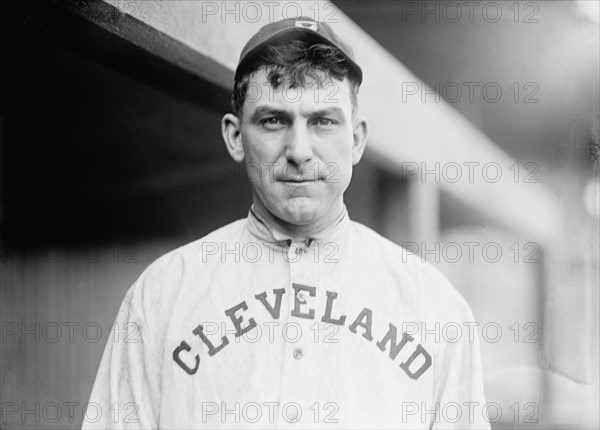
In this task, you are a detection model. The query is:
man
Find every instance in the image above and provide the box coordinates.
[85,17,489,429]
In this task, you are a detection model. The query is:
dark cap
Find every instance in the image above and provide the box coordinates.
[235,17,363,84]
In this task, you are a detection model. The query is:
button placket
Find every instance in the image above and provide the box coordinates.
[277,241,319,428]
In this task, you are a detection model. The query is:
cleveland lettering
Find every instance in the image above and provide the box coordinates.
[173,284,432,380]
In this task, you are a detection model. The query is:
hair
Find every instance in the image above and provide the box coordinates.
[232,39,361,118]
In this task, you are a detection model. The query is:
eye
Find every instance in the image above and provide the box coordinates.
[314,118,337,128]
[260,117,286,130]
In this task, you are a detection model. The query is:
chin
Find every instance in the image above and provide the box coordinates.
[277,198,322,225]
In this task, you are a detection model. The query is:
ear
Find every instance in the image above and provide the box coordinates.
[221,113,245,163]
[351,115,368,165]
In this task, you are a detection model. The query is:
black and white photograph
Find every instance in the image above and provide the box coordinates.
[1,0,599,428]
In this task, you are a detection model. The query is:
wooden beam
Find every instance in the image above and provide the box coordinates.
[47,0,232,112]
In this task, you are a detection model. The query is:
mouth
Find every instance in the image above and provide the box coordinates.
[280,178,322,183]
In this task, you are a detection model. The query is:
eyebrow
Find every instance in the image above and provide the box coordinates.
[307,107,344,119]
[249,106,345,123]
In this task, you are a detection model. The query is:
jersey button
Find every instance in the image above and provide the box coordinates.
[296,290,307,303]
[293,348,303,360]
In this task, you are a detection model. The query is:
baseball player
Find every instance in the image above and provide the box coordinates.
[84,17,489,429]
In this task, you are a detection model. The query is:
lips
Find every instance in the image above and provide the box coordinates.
[279,166,323,182]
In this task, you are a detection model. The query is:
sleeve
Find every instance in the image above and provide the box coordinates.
[82,279,162,429]
[431,300,490,430]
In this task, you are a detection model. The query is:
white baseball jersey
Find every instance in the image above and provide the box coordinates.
[84,206,489,429]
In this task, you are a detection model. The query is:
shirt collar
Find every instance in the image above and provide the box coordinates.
[246,204,350,246]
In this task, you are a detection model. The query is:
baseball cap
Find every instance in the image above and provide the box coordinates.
[235,17,363,85]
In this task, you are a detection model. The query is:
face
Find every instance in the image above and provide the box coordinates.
[223,68,367,230]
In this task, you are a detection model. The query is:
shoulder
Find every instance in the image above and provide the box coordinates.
[347,221,474,321]
[117,218,248,352]
[126,218,248,314]
[418,256,475,323]
[348,221,412,255]
[346,221,422,275]
[140,218,246,277]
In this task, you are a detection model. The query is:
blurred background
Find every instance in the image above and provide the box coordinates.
[1,1,598,428]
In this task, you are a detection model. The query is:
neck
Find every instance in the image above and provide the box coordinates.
[252,197,345,242]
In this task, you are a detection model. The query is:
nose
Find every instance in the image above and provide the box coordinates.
[285,124,314,166]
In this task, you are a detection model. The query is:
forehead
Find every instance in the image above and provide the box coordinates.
[242,68,354,117]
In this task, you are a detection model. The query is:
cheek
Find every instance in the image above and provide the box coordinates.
[320,152,354,189]
[243,125,286,151]
[241,135,282,190]
[242,132,278,165]
[321,132,354,165]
